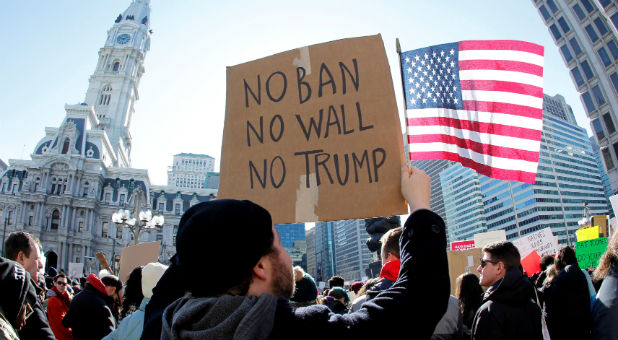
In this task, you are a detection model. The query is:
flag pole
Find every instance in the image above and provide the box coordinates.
[396,38,411,167]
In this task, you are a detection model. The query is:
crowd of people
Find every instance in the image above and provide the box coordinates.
[0,164,617,340]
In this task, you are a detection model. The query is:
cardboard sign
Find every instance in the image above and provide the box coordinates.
[576,237,607,269]
[118,241,160,282]
[513,227,558,258]
[95,252,112,274]
[521,250,541,276]
[451,240,475,251]
[473,230,507,249]
[68,262,83,279]
[447,247,482,295]
[576,226,599,242]
[219,35,406,224]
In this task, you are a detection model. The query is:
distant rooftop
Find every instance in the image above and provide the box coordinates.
[174,153,214,159]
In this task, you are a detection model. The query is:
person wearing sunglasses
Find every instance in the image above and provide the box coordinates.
[470,241,543,340]
[47,273,73,340]
[0,257,38,340]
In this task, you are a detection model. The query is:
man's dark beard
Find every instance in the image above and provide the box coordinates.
[270,252,295,299]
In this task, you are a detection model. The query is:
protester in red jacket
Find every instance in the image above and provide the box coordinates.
[47,273,73,340]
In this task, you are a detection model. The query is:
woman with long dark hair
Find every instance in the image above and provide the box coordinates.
[121,266,143,319]
[456,273,483,337]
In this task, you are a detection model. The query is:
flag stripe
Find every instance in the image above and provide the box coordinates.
[460,80,543,98]
[459,60,543,77]
[405,107,543,129]
[408,117,542,140]
[410,151,538,183]
[462,90,543,109]
[408,134,541,162]
[406,124,542,151]
[407,125,541,151]
[461,101,543,119]
[408,142,539,172]
[459,69,544,88]
[459,50,544,66]
[459,40,545,56]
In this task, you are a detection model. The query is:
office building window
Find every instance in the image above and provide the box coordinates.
[594,17,609,36]
[561,45,573,62]
[608,40,618,60]
[585,24,599,43]
[557,17,570,34]
[572,4,586,21]
[547,0,558,14]
[602,148,614,170]
[598,47,612,66]
[570,37,582,56]
[571,67,585,86]
[550,24,562,40]
[580,0,594,13]
[539,5,551,20]
[612,13,618,31]
[592,85,606,106]
[610,72,618,94]
[593,119,606,140]
[604,113,616,135]
[581,60,594,80]
[582,92,595,112]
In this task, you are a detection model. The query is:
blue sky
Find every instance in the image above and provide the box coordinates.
[0,1,586,185]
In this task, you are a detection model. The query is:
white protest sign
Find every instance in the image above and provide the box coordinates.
[68,262,84,278]
[473,230,507,249]
[513,227,558,258]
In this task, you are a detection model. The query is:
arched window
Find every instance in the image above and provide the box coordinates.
[51,209,60,230]
[83,181,89,197]
[62,138,70,154]
[112,61,120,72]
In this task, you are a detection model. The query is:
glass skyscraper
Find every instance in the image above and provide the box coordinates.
[533,0,618,190]
[306,221,336,282]
[332,219,373,282]
[442,94,610,245]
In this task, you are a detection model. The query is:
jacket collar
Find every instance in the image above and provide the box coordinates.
[380,259,401,281]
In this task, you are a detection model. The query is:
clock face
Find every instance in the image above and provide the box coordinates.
[116,34,131,45]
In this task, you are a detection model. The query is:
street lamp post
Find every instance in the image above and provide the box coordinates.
[111,186,164,245]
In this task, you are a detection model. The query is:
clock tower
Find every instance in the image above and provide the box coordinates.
[83,0,151,167]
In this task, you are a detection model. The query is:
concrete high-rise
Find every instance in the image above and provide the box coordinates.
[442,93,610,245]
[332,219,373,282]
[533,0,618,190]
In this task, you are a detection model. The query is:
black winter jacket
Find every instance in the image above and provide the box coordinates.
[63,283,116,340]
[161,209,450,340]
[18,279,55,340]
[543,264,591,340]
[471,267,543,340]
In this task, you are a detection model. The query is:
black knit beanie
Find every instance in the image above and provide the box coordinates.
[0,257,36,325]
[175,199,274,297]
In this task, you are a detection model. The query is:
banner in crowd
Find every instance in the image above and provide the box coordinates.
[521,250,541,276]
[447,247,482,295]
[576,237,607,269]
[68,262,83,279]
[512,227,558,258]
[473,230,506,249]
[118,241,161,282]
[219,34,406,224]
[451,239,475,251]
[576,225,599,242]
[401,40,544,183]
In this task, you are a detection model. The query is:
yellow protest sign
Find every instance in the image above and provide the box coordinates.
[576,226,599,242]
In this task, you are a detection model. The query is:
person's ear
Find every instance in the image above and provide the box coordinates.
[16,251,25,262]
[252,256,269,281]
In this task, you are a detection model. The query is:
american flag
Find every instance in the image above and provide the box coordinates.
[401,40,544,183]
